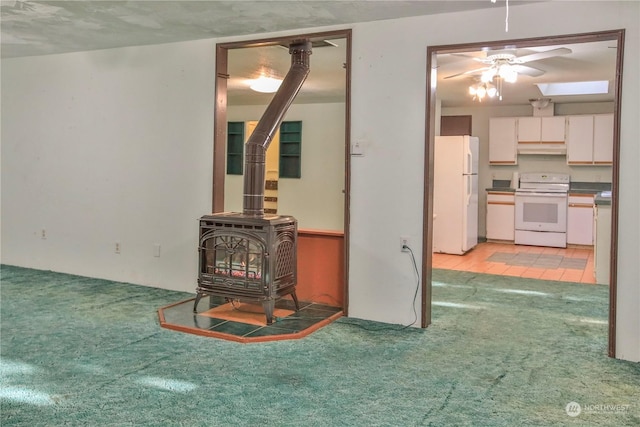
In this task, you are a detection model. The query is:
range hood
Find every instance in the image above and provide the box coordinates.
[517,143,567,155]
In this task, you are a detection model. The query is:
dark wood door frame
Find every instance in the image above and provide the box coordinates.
[423,29,625,358]
[212,29,352,315]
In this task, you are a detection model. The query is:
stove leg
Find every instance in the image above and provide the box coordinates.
[193,293,203,313]
[263,300,275,325]
[291,291,300,312]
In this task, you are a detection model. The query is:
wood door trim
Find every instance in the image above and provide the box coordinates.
[212,29,352,316]
[424,29,625,359]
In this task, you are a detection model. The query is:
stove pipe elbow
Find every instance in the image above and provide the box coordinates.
[243,40,312,217]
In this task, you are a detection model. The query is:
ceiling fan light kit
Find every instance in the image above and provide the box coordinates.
[481,61,518,84]
[445,46,574,103]
[469,81,497,102]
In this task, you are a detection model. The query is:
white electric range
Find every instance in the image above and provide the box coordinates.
[514,173,570,248]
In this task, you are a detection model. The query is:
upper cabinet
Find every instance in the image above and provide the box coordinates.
[518,116,566,143]
[517,117,541,142]
[490,116,567,164]
[566,113,613,166]
[566,115,593,164]
[489,114,613,165]
[593,114,614,164]
[541,116,567,142]
[489,117,518,165]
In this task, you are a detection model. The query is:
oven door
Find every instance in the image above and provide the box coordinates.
[515,191,568,233]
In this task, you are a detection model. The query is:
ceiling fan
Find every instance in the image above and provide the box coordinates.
[444,47,572,81]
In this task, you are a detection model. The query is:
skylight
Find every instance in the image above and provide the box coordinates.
[536,80,609,96]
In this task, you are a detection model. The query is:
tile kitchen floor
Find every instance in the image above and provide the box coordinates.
[432,242,598,285]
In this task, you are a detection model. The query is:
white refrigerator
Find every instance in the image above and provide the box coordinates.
[433,135,479,255]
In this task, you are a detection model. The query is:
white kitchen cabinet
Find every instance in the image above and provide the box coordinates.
[594,202,611,285]
[489,118,518,165]
[566,113,613,165]
[541,116,567,142]
[486,191,515,241]
[517,117,541,142]
[593,114,614,164]
[567,193,595,245]
[517,116,565,142]
[566,115,594,164]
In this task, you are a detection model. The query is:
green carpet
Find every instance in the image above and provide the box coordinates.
[1,265,638,426]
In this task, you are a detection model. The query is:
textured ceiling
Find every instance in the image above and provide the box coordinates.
[0,0,504,58]
[1,1,616,108]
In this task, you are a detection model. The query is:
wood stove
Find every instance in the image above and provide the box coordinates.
[194,213,299,325]
[194,39,311,325]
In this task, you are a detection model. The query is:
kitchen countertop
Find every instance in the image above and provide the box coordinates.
[486,179,516,192]
[595,191,612,205]
[568,181,612,195]
[485,180,612,195]
[486,187,517,192]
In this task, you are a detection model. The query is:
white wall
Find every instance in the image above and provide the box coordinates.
[1,40,216,292]
[442,102,615,237]
[1,1,638,361]
[225,103,345,231]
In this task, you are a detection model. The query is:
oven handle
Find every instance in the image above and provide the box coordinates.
[515,192,568,199]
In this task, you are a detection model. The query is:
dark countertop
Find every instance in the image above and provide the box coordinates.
[595,191,612,206]
[486,187,516,192]
[569,182,612,195]
[486,180,612,195]
[486,179,516,192]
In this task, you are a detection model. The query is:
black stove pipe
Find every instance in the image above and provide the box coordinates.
[242,39,312,217]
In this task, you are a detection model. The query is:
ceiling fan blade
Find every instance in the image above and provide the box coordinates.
[517,47,572,63]
[512,64,545,77]
[443,66,489,79]
[451,52,486,62]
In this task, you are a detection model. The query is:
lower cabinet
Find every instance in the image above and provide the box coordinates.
[594,203,611,285]
[486,191,515,241]
[486,191,598,245]
[567,194,595,245]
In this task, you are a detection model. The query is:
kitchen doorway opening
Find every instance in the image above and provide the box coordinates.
[424,30,624,357]
[212,29,352,316]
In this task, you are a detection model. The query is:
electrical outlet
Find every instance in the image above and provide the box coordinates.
[154,244,161,258]
[41,229,47,239]
[115,242,121,254]
[400,236,411,252]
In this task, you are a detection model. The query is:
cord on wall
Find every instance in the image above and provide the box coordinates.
[338,243,421,332]
[403,244,420,328]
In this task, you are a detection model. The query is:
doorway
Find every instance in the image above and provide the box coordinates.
[212,29,352,314]
[424,30,624,357]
